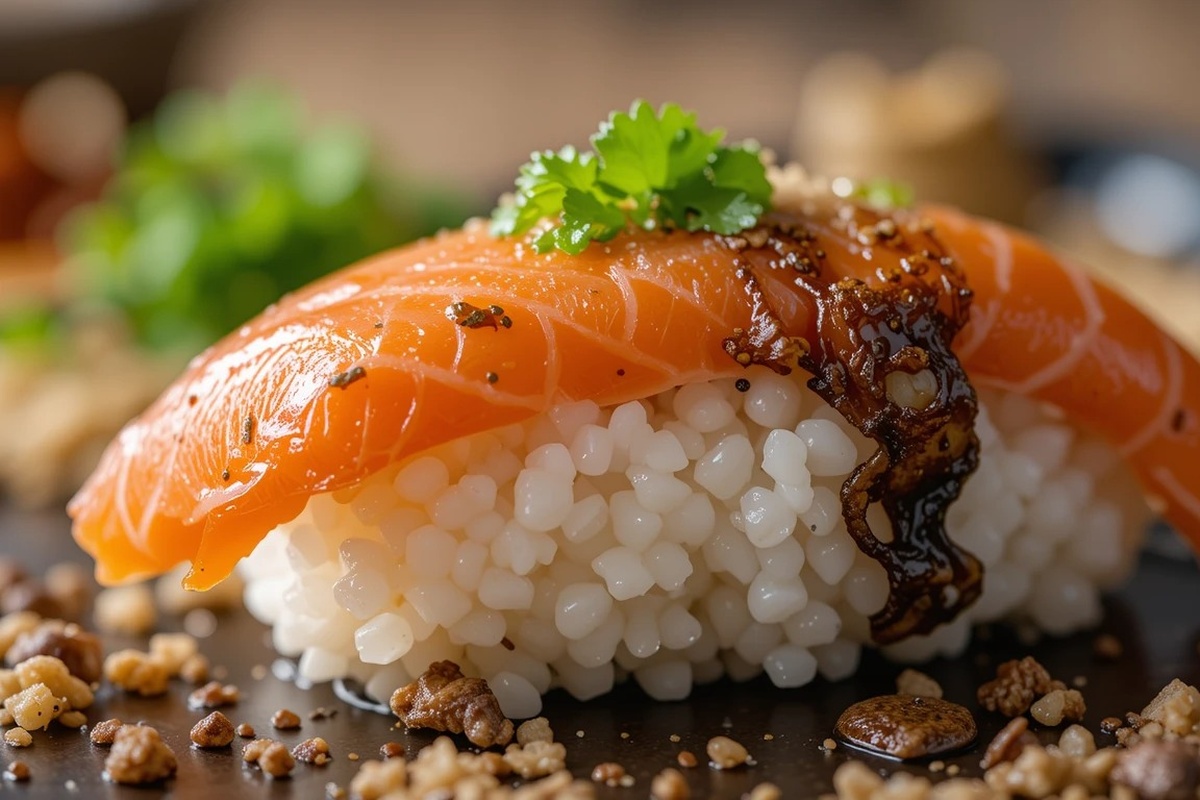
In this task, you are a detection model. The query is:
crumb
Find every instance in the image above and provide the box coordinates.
[271,708,301,730]
[503,740,566,778]
[93,585,156,636]
[763,733,775,741]
[1101,716,1124,734]
[348,759,406,800]
[3,760,29,781]
[929,760,945,772]
[977,656,1055,717]
[1030,689,1087,727]
[179,653,209,685]
[58,710,87,728]
[348,752,360,762]
[14,654,92,709]
[980,716,1036,769]
[576,730,585,738]
[379,741,404,759]
[650,767,689,799]
[389,661,513,748]
[241,738,273,762]
[292,736,332,765]
[4,682,64,730]
[104,725,177,785]
[190,711,235,748]
[236,722,255,738]
[1111,738,1200,799]
[822,737,838,750]
[746,782,782,800]
[516,716,553,745]
[4,727,32,747]
[90,718,123,745]
[591,761,626,786]
[7,620,102,683]
[946,764,960,776]
[896,668,944,699]
[188,681,239,709]
[620,731,630,739]
[1140,678,1200,736]
[309,706,337,720]
[104,650,168,697]
[257,742,296,779]
[707,735,749,769]
[325,782,347,799]
[147,633,198,677]
[669,734,681,743]
[677,750,698,768]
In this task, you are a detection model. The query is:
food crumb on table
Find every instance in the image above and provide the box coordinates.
[4,727,31,747]
[822,737,838,750]
[236,722,255,738]
[292,736,332,765]
[188,680,239,709]
[706,735,749,769]
[104,725,177,785]
[271,707,301,730]
[676,750,698,768]
[3,760,29,781]
[590,761,626,786]
[389,660,514,749]
[103,649,168,697]
[379,741,404,759]
[89,718,123,746]
[650,767,689,799]
[190,711,235,748]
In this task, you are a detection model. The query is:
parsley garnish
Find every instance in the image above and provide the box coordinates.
[491,101,771,255]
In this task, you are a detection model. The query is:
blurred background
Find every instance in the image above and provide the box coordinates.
[2,0,1200,506]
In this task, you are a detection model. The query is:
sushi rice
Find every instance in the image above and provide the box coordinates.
[240,367,1146,719]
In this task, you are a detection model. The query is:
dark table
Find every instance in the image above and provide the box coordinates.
[2,506,1198,799]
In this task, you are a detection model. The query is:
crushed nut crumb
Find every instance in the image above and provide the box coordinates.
[293,736,332,765]
[90,718,123,746]
[190,711,235,748]
[257,742,296,779]
[503,739,567,779]
[14,654,92,709]
[389,661,513,749]
[104,650,168,697]
[4,682,64,730]
[677,750,698,768]
[1030,688,1086,727]
[516,716,553,745]
[591,762,626,786]
[188,681,239,709]
[978,656,1055,717]
[104,725,177,785]
[236,722,255,738]
[379,741,404,759]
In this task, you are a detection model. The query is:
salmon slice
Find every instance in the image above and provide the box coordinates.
[68,204,1200,590]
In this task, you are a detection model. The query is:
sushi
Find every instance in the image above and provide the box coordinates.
[69,103,1200,717]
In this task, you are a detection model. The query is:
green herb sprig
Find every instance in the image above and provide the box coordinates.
[491,101,772,255]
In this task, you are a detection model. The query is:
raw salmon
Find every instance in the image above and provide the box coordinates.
[68,203,1200,591]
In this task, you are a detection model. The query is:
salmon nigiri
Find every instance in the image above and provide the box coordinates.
[70,105,1200,714]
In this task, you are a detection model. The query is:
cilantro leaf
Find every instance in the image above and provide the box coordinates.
[491,101,771,254]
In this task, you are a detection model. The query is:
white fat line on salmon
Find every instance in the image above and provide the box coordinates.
[1119,332,1186,458]
[982,222,1014,295]
[1005,254,1106,396]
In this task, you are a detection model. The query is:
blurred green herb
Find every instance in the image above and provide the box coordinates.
[491,101,772,255]
[852,177,915,210]
[59,83,470,353]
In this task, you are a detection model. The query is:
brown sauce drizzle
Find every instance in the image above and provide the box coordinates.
[721,206,982,644]
[445,301,513,330]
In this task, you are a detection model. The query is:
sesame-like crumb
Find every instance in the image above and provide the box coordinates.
[293,737,332,765]
[90,718,123,746]
[190,711,235,748]
[104,726,177,785]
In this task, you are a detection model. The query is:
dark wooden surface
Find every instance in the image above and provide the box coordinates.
[0,506,1197,799]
